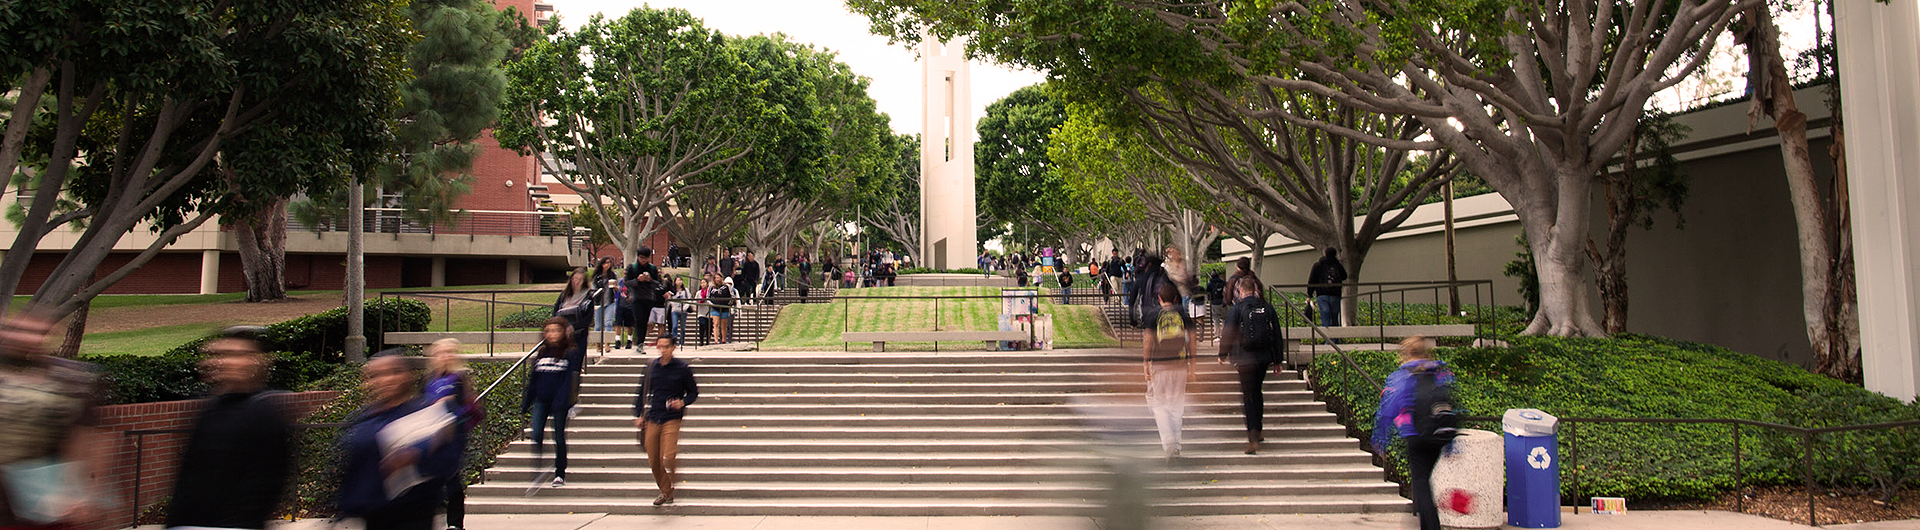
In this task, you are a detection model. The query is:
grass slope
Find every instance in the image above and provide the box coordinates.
[1315,333,1920,501]
[760,286,1121,350]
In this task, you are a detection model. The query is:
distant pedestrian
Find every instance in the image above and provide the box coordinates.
[1163,246,1200,306]
[632,336,699,506]
[712,278,736,343]
[1218,279,1281,454]
[737,252,761,306]
[0,311,105,529]
[1103,249,1127,303]
[666,279,690,346]
[166,326,292,530]
[553,268,596,371]
[1142,283,1194,459]
[628,247,664,346]
[591,257,618,353]
[338,354,463,530]
[1373,337,1452,530]
[520,318,576,487]
[1308,248,1348,327]
[1226,257,1261,304]
[425,339,481,530]
[1057,269,1074,304]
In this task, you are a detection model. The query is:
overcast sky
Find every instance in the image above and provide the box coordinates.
[548,0,1047,136]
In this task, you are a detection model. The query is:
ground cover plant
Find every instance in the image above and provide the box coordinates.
[759,285,1120,350]
[1312,333,1920,503]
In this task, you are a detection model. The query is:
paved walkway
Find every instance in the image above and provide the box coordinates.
[166,511,1917,530]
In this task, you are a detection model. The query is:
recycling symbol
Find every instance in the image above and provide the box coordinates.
[1527,446,1552,470]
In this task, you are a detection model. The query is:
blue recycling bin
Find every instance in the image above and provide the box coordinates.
[1503,409,1560,528]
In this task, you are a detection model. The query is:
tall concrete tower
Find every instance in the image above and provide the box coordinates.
[919,35,977,270]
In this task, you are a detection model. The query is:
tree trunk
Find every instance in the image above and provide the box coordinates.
[1444,179,1461,314]
[53,298,86,359]
[345,180,366,362]
[1742,5,1859,380]
[1519,168,1606,337]
[235,198,289,302]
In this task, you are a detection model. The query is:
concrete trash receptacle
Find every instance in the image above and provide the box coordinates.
[1431,429,1503,528]
[1504,408,1561,528]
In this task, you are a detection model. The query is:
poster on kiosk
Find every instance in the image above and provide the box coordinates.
[1039,247,1055,274]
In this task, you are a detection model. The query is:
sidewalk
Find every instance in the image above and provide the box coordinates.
[199,511,1917,530]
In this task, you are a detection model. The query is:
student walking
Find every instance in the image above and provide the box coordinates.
[591,257,618,353]
[426,339,481,530]
[628,247,664,345]
[0,312,106,529]
[553,269,596,369]
[1057,269,1074,304]
[165,327,293,530]
[1373,337,1453,530]
[667,279,690,346]
[521,318,577,487]
[736,252,761,306]
[633,336,699,505]
[1142,283,1195,459]
[1218,279,1281,454]
[711,278,737,343]
[338,355,463,530]
[1308,248,1348,327]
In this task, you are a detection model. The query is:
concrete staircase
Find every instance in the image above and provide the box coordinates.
[465,351,1405,516]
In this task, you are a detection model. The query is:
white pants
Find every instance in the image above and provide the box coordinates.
[1147,365,1189,454]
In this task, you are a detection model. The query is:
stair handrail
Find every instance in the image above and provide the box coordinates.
[478,340,545,403]
[1266,286,1384,393]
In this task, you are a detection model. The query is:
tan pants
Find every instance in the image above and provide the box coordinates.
[644,419,683,496]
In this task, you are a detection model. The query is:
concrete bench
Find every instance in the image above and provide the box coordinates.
[1279,324,1477,364]
[383,331,544,345]
[840,331,1033,352]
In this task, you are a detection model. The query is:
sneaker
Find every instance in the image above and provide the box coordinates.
[551,477,565,487]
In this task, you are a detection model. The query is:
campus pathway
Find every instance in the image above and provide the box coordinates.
[134,511,1920,530]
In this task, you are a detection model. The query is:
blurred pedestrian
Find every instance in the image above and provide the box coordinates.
[425,339,481,530]
[337,354,463,530]
[1142,283,1194,460]
[165,326,293,530]
[632,336,698,506]
[520,318,575,487]
[0,311,105,529]
[1373,337,1452,530]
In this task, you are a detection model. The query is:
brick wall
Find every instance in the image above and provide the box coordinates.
[89,391,341,530]
[463,131,538,213]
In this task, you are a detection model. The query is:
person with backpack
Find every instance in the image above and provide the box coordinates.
[1142,282,1195,460]
[1218,278,1281,454]
[521,319,577,488]
[1126,253,1168,329]
[1057,268,1074,304]
[711,277,736,343]
[1372,336,1457,530]
[1307,247,1348,327]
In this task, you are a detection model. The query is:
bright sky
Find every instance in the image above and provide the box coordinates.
[548,0,1047,136]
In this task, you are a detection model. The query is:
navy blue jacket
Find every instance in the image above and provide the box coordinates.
[520,352,574,412]
[336,397,463,519]
[632,357,698,423]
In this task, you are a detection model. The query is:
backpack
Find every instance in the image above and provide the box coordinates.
[1128,266,1167,329]
[1238,300,1281,359]
[1411,371,1461,443]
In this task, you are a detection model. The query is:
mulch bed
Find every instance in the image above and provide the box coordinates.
[1640,485,1920,525]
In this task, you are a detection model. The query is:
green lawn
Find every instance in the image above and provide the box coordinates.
[79,322,233,356]
[759,286,1121,351]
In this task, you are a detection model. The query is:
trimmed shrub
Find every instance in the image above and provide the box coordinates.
[497,306,554,328]
[1311,333,1914,502]
[168,298,431,361]
[83,351,356,405]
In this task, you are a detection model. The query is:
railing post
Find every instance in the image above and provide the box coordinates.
[1804,431,1817,527]
[1570,420,1580,514]
[488,292,497,356]
[131,433,143,525]
[1733,422,1744,513]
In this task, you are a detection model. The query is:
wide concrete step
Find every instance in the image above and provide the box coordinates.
[467,479,1396,500]
[593,354,1139,366]
[661,372,1297,384]
[576,380,1310,393]
[484,464,1386,483]
[503,436,1360,454]
[464,495,1410,516]
[569,390,1320,406]
[489,451,1377,468]
[536,424,1347,440]
[584,363,1221,375]
[560,401,1328,415]
[559,412,1339,429]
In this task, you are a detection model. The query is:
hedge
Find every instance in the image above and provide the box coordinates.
[1311,333,1920,502]
[83,351,355,405]
[167,298,432,361]
[284,359,531,517]
[497,306,554,329]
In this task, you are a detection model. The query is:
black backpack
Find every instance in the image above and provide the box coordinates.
[1412,371,1461,443]
[1128,269,1168,329]
[1239,300,1281,359]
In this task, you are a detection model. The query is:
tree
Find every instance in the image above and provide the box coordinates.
[858,134,924,260]
[1588,110,1689,334]
[976,85,1070,244]
[497,7,759,265]
[850,0,1761,337]
[270,0,508,303]
[1736,2,1857,380]
[0,0,411,320]
[1049,107,1219,283]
